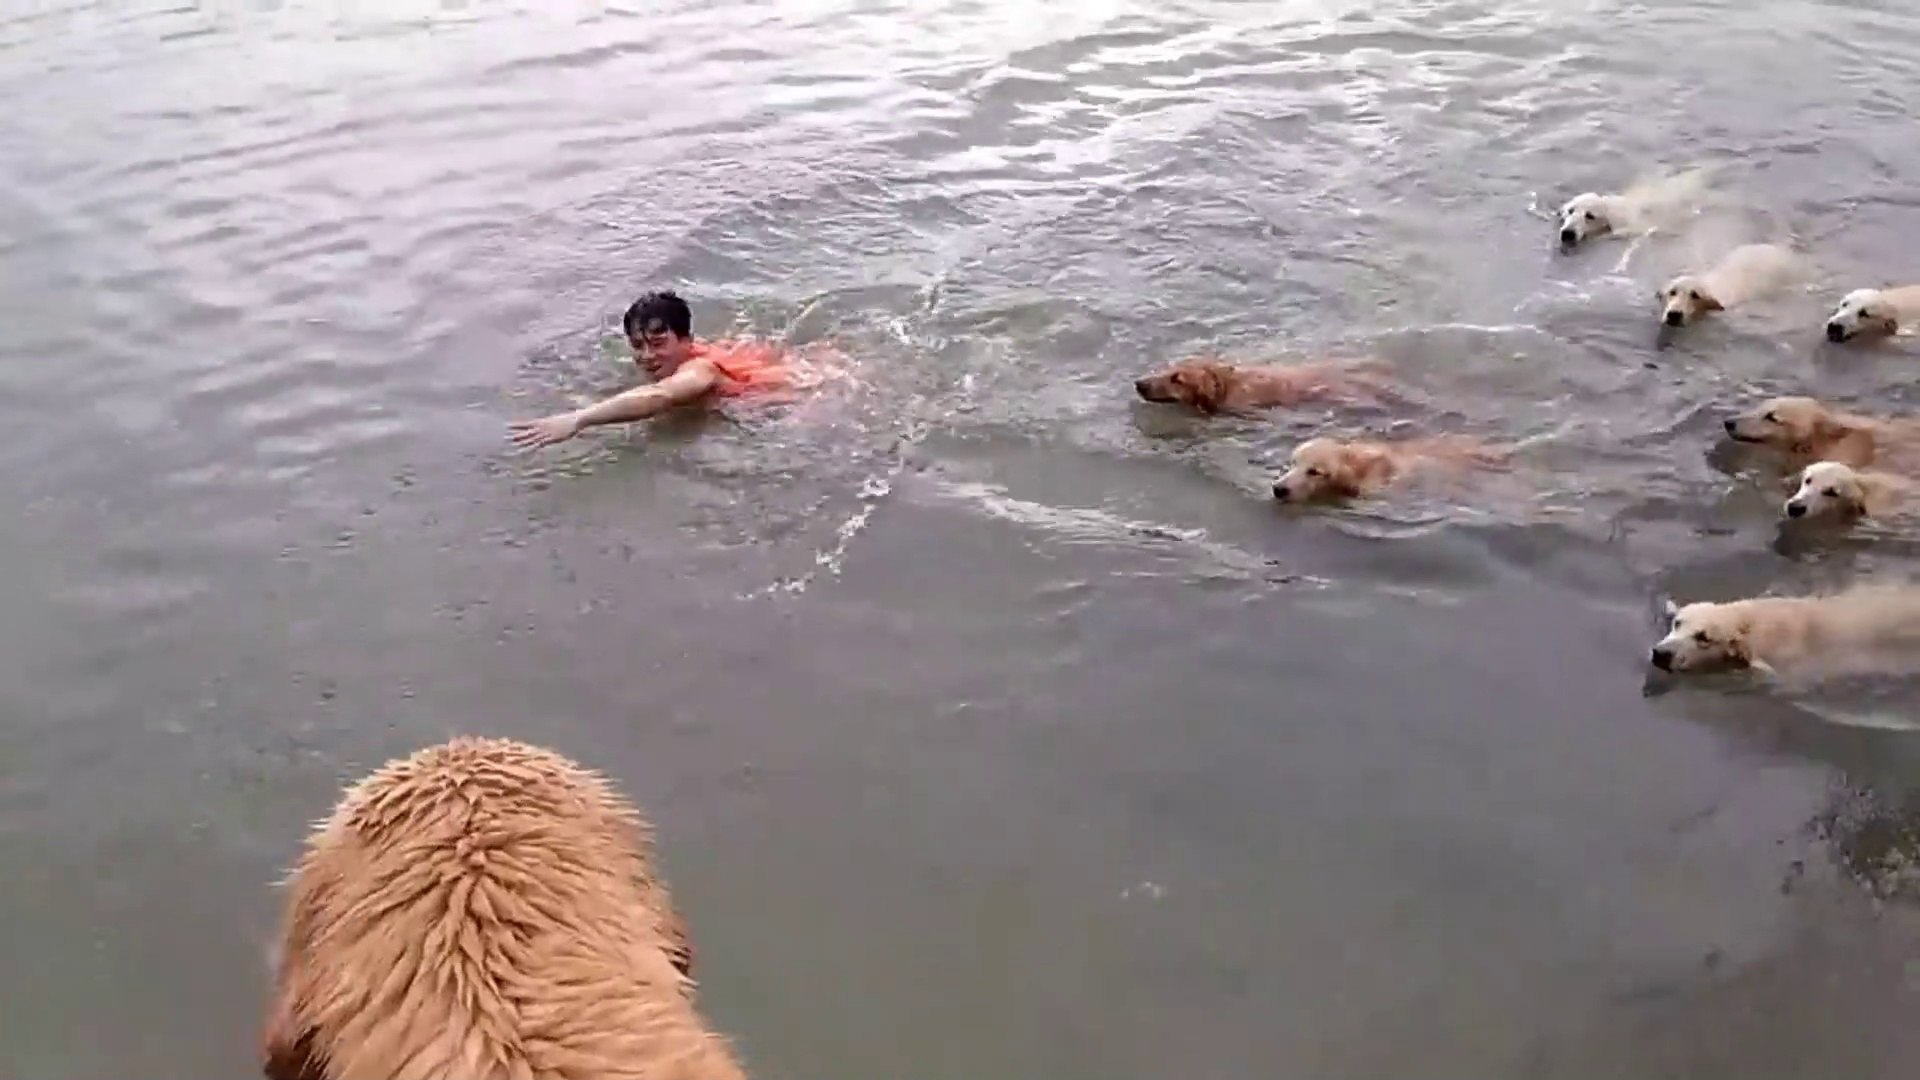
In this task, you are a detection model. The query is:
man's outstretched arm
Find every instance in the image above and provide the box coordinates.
[509,359,719,449]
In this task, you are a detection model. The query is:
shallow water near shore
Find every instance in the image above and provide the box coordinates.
[4,2,1920,1077]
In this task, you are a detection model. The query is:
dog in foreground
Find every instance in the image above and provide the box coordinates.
[1133,356,1390,415]
[1650,586,1920,675]
[1271,434,1507,503]
[261,736,746,1080]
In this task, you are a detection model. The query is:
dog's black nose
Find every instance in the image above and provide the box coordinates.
[1826,322,1847,343]
[1723,417,1738,434]
[1272,483,1291,501]
[1664,310,1685,327]
[1650,647,1674,671]
[1787,502,1807,518]
[1559,228,1577,246]
[1134,378,1152,398]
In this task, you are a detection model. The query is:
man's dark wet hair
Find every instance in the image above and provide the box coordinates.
[622,290,693,340]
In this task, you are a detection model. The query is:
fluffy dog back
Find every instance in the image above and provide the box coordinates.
[263,736,745,1080]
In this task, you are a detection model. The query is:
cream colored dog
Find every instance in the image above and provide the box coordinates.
[1650,586,1920,675]
[1656,243,1799,327]
[1558,191,1639,248]
[1824,285,1920,343]
[261,736,746,1080]
[1783,460,1917,522]
[1721,395,1891,470]
[1271,434,1507,503]
[1556,166,1713,249]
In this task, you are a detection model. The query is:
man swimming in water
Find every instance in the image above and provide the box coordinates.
[508,290,798,449]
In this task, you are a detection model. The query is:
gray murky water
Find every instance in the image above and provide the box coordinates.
[5,1,1920,1077]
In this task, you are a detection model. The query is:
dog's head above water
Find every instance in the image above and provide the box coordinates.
[1649,599,1757,672]
[1825,287,1901,343]
[1272,437,1388,503]
[1722,395,1849,452]
[1134,359,1234,413]
[1784,460,1868,520]
[1656,274,1723,327]
[1557,192,1615,248]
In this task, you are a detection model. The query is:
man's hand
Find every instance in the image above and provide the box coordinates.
[508,410,584,449]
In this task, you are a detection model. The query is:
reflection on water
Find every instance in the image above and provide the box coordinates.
[4,1,1920,1077]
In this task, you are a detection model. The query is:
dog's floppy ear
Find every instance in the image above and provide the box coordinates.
[260,859,333,1080]
[1840,478,1870,516]
[1725,616,1756,666]
[1170,364,1228,414]
[1187,362,1233,412]
[1860,300,1902,336]
[1809,409,1854,444]
[261,991,328,1080]
[659,903,696,981]
[1344,443,1395,492]
[1699,289,1725,312]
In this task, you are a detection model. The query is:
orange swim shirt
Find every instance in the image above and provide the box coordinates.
[695,339,797,398]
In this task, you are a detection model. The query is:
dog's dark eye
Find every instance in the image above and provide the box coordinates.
[1693,631,1710,645]
[1688,290,1702,301]
[1305,468,1322,478]
[1824,487,1839,496]
[1763,411,1778,423]
[1583,211,1596,221]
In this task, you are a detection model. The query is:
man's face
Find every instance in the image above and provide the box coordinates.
[628,321,691,372]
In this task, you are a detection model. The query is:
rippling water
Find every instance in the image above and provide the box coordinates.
[6,1,1920,1077]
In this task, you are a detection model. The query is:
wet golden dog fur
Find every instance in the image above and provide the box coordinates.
[1650,585,1920,675]
[1783,460,1917,522]
[1721,395,1920,471]
[261,736,745,1080]
[1655,242,1798,327]
[1556,165,1715,248]
[1271,434,1508,503]
[1825,284,1920,343]
[1133,356,1390,415]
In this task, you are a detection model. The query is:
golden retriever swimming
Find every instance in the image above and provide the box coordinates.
[1133,356,1389,415]
[1650,586,1920,675]
[1556,166,1713,249]
[1824,284,1920,343]
[1721,395,1920,471]
[1656,243,1799,327]
[261,736,746,1080]
[1270,434,1507,503]
[1557,190,1636,248]
[1783,460,1918,522]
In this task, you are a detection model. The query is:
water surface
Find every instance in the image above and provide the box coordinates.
[4,2,1920,1077]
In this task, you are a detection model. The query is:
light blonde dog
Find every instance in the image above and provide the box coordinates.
[1824,285,1920,343]
[261,736,746,1080]
[1133,357,1390,415]
[1557,190,1636,248]
[1656,243,1799,327]
[1720,395,1903,470]
[1271,434,1507,503]
[1556,166,1713,248]
[1783,460,1917,522]
[1650,586,1920,675]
